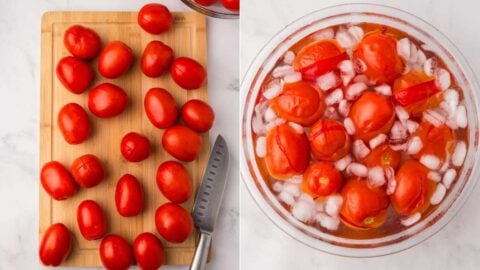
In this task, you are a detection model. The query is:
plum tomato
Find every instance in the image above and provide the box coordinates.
[120,132,151,162]
[353,31,404,84]
[221,0,240,11]
[76,200,107,240]
[349,92,395,141]
[362,143,401,169]
[162,125,202,162]
[115,174,144,217]
[56,56,94,94]
[71,154,105,188]
[39,223,72,267]
[133,232,165,270]
[391,160,436,216]
[144,88,178,129]
[88,83,128,118]
[181,99,215,132]
[40,161,77,200]
[138,3,173,34]
[156,161,193,203]
[340,177,390,229]
[270,81,326,126]
[98,41,134,78]
[195,0,218,6]
[141,40,174,77]
[155,203,194,243]
[63,25,101,60]
[58,103,91,144]
[413,122,456,162]
[308,119,351,161]
[265,123,310,180]
[100,234,133,270]
[170,57,207,90]
[302,161,343,198]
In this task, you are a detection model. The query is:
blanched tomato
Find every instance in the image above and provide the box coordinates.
[41,161,77,200]
[39,223,72,267]
[302,162,343,197]
[413,122,455,162]
[88,83,128,118]
[120,132,151,162]
[362,143,401,169]
[270,81,326,126]
[155,203,194,243]
[115,174,144,217]
[100,234,133,270]
[98,41,133,78]
[181,99,215,132]
[56,56,94,94]
[221,0,240,11]
[144,88,178,129]
[138,3,173,34]
[162,125,202,162]
[133,232,165,270]
[71,154,105,188]
[63,25,101,60]
[170,57,207,90]
[308,119,350,161]
[195,0,218,6]
[141,40,174,77]
[156,161,193,203]
[76,200,107,240]
[58,103,91,144]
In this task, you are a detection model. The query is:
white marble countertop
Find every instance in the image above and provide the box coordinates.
[240,0,480,269]
[0,0,238,269]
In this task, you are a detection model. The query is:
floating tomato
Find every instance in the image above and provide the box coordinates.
[58,103,91,144]
[100,234,133,270]
[63,25,101,60]
[162,125,202,162]
[88,83,128,118]
[133,232,165,270]
[302,161,343,197]
[120,132,151,162]
[141,40,174,77]
[155,203,194,243]
[195,0,218,6]
[221,0,240,11]
[308,119,351,161]
[56,56,94,94]
[76,200,107,240]
[98,41,134,79]
[40,161,77,200]
[115,174,144,217]
[138,3,173,34]
[156,161,193,203]
[39,223,72,267]
[170,57,207,90]
[71,154,105,188]
[144,88,178,129]
[362,143,401,169]
[181,99,215,132]
[413,122,455,162]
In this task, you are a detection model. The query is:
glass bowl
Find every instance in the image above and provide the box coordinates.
[241,3,480,257]
[181,0,239,19]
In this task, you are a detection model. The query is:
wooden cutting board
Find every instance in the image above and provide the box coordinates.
[39,11,208,267]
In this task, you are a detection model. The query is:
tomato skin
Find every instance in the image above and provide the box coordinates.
[362,143,401,169]
[181,99,215,132]
[115,174,144,217]
[413,122,456,162]
[141,40,174,77]
[195,0,218,6]
[162,125,202,162]
[39,223,72,267]
[56,56,94,94]
[302,162,343,197]
[120,132,151,162]
[71,154,105,188]
[41,161,77,200]
[220,0,240,11]
[144,88,178,129]
[133,232,165,270]
[58,103,91,144]
[138,3,173,34]
[170,57,207,90]
[100,234,133,270]
[88,83,128,118]
[155,203,194,243]
[156,161,193,203]
[308,119,351,161]
[76,200,107,240]
[63,25,101,60]
[98,41,134,78]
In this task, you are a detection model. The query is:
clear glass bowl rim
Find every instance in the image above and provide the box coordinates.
[180,0,239,19]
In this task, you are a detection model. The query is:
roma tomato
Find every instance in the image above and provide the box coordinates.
[120,132,151,162]
[88,83,128,118]
[144,88,178,129]
[39,223,72,267]
[58,103,91,144]
[133,232,165,270]
[162,125,202,162]
[340,177,390,229]
[56,56,94,94]
[308,119,351,161]
[156,161,193,203]
[115,174,144,217]
[63,25,101,60]
[195,0,218,6]
[138,3,173,34]
[221,0,240,11]
[265,123,310,180]
[41,161,77,200]
[98,41,134,78]
[271,82,326,126]
[100,234,133,270]
[71,154,104,188]
[413,122,455,162]
[181,99,215,132]
[77,200,107,240]
[362,143,401,169]
[141,40,174,77]
[302,162,343,197]
[170,57,207,90]
[155,203,193,243]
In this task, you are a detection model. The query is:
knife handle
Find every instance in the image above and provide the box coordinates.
[190,232,212,270]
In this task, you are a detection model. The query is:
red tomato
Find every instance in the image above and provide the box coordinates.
[302,162,343,197]
[265,123,310,180]
[413,122,456,162]
[308,119,351,161]
[271,81,326,126]
[39,223,72,267]
[76,200,107,240]
[181,99,215,132]
[170,57,207,90]
[41,161,77,200]
[98,41,134,78]
[162,125,202,162]
[195,0,218,6]
[144,88,178,129]
[63,25,101,60]
[156,161,193,203]
[115,174,144,217]
[100,234,133,270]
[138,3,173,34]
[362,143,401,169]
[88,83,128,118]
[70,154,105,188]
[133,232,165,270]
[155,203,193,243]
[56,56,94,94]
[141,40,174,77]
[120,132,151,162]
[58,103,91,144]
[221,0,240,11]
